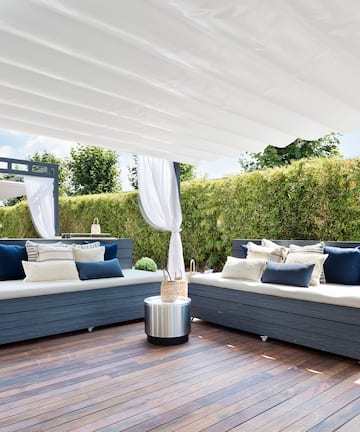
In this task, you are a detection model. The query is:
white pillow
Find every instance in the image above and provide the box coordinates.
[285,253,328,286]
[72,246,105,262]
[289,242,324,254]
[288,242,326,283]
[261,239,289,257]
[22,260,80,282]
[37,244,74,262]
[25,240,63,261]
[247,242,286,263]
[72,242,101,249]
[222,256,267,281]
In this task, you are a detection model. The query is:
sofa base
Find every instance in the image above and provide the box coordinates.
[0,282,160,345]
[189,283,360,360]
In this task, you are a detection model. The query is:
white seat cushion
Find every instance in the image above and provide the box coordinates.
[189,272,360,308]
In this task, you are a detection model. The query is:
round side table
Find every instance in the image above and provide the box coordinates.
[144,296,191,345]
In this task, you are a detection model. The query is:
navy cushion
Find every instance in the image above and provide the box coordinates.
[323,246,360,285]
[76,258,124,280]
[261,261,315,287]
[102,243,118,260]
[240,244,248,258]
[0,244,27,280]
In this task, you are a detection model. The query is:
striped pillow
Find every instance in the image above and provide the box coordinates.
[72,242,100,249]
[25,240,63,261]
[289,242,324,254]
[36,244,74,262]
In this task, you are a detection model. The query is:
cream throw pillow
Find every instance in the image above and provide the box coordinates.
[261,239,289,258]
[285,253,328,286]
[22,260,80,282]
[37,244,74,262]
[222,256,267,281]
[247,242,285,263]
[288,242,326,283]
[289,242,324,254]
[72,246,105,262]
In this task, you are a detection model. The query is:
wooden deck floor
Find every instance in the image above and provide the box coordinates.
[0,320,359,432]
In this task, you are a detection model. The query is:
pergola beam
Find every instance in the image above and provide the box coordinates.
[0,157,59,236]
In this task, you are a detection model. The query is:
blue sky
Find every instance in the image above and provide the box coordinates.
[0,128,359,190]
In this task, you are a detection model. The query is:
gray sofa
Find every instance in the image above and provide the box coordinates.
[0,238,162,345]
[189,239,360,360]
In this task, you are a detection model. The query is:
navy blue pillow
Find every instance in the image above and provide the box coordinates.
[323,246,360,285]
[0,244,27,280]
[76,258,124,280]
[240,244,248,258]
[261,261,315,287]
[102,243,118,260]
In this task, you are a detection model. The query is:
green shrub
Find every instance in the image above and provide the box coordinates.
[134,257,158,272]
[1,158,359,272]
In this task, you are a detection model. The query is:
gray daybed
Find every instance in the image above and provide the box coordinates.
[189,239,360,360]
[0,238,163,345]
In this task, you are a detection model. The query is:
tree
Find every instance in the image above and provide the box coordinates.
[68,145,121,195]
[238,132,341,172]
[127,154,138,190]
[31,151,70,196]
[127,155,196,189]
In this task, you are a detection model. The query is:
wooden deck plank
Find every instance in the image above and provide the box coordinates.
[0,320,358,432]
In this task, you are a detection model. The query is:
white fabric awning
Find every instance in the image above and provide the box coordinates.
[0,180,25,200]
[0,0,359,163]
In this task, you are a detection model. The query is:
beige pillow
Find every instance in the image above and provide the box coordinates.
[222,256,267,281]
[37,244,74,262]
[247,242,285,263]
[261,239,289,258]
[288,242,326,283]
[285,253,328,286]
[72,246,105,262]
[22,260,80,282]
[289,242,324,254]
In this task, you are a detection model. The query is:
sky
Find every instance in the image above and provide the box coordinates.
[0,128,359,191]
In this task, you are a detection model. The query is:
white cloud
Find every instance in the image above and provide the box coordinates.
[6,129,23,136]
[0,145,19,158]
[24,135,74,159]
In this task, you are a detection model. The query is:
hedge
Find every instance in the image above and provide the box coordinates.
[0,157,359,271]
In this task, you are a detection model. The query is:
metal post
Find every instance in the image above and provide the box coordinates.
[173,162,181,197]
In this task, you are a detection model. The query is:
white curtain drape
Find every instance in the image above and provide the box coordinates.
[138,156,185,279]
[23,176,55,239]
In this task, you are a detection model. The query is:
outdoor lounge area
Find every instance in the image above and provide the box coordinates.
[0,234,359,430]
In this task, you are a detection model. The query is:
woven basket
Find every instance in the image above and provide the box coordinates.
[161,269,178,302]
[175,271,188,297]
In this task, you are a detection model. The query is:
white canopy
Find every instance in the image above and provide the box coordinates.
[0,0,359,163]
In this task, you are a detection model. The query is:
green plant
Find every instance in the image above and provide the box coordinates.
[1,158,359,272]
[134,257,158,272]
[68,144,121,195]
[239,132,341,171]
